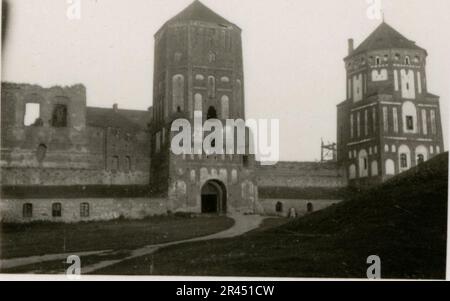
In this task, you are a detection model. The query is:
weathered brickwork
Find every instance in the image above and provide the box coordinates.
[337,23,445,187]
[0,82,151,187]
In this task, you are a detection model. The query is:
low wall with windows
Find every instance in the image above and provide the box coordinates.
[257,198,341,217]
[0,198,168,223]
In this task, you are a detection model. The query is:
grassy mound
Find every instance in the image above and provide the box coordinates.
[99,153,448,279]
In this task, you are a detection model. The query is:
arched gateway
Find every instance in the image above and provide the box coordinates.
[201,180,227,214]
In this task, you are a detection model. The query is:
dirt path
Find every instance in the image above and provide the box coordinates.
[0,213,266,274]
[82,212,265,274]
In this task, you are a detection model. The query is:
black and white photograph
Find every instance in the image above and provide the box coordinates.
[0,0,448,283]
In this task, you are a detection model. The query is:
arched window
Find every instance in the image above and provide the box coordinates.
[52,203,62,217]
[415,145,428,165]
[80,203,90,218]
[23,203,33,218]
[398,145,411,171]
[207,76,216,99]
[358,149,369,178]
[275,202,283,213]
[400,154,408,168]
[375,56,381,66]
[221,95,229,119]
[172,74,184,113]
[405,56,411,65]
[385,159,395,175]
[207,106,217,120]
[194,93,203,112]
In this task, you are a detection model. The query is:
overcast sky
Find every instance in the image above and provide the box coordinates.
[2,0,449,161]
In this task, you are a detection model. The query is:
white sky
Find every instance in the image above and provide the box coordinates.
[2,0,449,161]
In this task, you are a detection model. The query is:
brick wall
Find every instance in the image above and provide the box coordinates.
[0,198,167,223]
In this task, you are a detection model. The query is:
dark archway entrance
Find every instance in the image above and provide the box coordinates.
[201,180,227,214]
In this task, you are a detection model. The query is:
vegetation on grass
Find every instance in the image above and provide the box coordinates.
[0,215,234,260]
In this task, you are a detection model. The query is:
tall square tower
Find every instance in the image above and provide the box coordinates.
[150,1,257,213]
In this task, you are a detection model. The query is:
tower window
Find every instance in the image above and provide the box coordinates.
[52,203,62,217]
[207,106,218,120]
[406,116,414,130]
[375,56,381,66]
[405,56,411,65]
[207,76,216,98]
[172,74,184,113]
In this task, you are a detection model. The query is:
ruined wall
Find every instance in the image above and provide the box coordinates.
[0,197,167,223]
[1,83,151,186]
[1,83,91,170]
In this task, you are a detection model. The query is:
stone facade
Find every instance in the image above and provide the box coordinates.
[337,22,445,187]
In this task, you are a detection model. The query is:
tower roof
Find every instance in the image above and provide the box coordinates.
[351,22,425,56]
[167,0,235,27]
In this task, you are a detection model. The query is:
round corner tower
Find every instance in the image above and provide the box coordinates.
[337,22,444,187]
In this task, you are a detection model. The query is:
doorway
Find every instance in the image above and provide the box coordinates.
[201,180,227,214]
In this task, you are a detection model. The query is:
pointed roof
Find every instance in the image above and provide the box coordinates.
[351,22,425,56]
[167,0,235,27]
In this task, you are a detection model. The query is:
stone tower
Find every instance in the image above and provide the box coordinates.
[337,22,444,187]
[150,1,257,213]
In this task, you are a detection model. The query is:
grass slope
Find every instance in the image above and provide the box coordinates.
[99,153,448,279]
